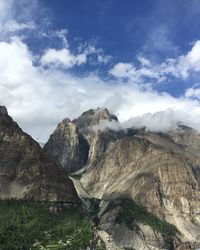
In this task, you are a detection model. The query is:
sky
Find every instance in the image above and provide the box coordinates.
[1,0,200,141]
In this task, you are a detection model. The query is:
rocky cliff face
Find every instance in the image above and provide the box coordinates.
[0,106,79,202]
[44,118,89,173]
[45,108,200,249]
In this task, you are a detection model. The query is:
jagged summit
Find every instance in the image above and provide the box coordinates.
[73,108,118,134]
[44,108,119,173]
[0,106,8,115]
[56,108,118,133]
[54,117,72,132]
[60,117,71,124]
[78,108,118,121]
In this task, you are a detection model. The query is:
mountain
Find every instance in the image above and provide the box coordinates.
[0,106,79,202]
[45,108,200,250]
[44,108,119,173]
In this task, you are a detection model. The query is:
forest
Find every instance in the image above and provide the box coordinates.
[0,199,93,250]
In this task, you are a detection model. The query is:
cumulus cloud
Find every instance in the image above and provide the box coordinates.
[40,31,111,69]
[109,63,134,78]
[110,41,200,83]
[185,82,200,99]
[109,59,164,83]
[177,40,200,78]
[40,44,111,69]
[41,48,87,68]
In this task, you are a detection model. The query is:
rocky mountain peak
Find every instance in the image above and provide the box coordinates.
[0,106,8,115]
[94,108,118,122]
[55,118,72,132]
[61,117,71,124]
[73,108,118,134]
[44,108,119,173]
[79,107,118,122]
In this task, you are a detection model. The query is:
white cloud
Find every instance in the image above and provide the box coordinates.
[78,43,112,65]
[40,41,112,69]
[109,63,134,78]
[0,0,38,39]
[97,54,111,64]
[95,109,182,133]
[137,55,151,67]
[109,40,200,84]
[54,29,68,47]
[41,48,87,68]
[5,20,35,33]
[185,83,200,99]
[109,60,162,83]
[0,37,33,85]
[177,41,200,78]
[185,88,200,99]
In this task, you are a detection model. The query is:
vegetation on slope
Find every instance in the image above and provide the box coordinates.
[0,199,93,250]
[0,198,179,249]
[102,199,178,237]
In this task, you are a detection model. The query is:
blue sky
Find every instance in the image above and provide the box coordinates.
[25,0,200,96]
[40,0,197,56]
[1,0,200,141]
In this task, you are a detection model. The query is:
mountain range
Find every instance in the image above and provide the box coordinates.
[0,106,200,250]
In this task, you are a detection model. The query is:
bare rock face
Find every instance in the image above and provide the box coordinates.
[95,198,179,250]
[72,108,120,164]
[0,106,79,202]
[77,130,200,248]
[44,118,89,173]
[169,125,200,185]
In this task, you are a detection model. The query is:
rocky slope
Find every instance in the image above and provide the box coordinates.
[0,106,79,202]
[45,108,200,249]
[78,131,200,249]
